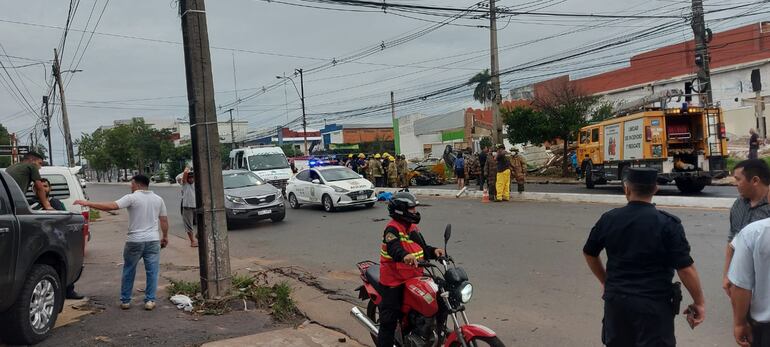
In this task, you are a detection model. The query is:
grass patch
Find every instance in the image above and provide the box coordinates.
[167,278,201,297]
[89,209,101,221]
[166,272,300,321]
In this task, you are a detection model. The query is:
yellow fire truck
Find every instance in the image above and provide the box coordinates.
[577,106,728,193]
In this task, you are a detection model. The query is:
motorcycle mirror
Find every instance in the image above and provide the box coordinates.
[444,224,451,246]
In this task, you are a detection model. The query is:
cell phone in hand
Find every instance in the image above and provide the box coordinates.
[685,305,697,329]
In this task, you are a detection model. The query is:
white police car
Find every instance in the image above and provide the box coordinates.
[286,166,376,212]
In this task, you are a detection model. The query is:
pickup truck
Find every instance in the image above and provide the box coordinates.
[0,171,86,345]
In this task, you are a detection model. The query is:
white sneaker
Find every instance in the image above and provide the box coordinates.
[120,303,131,310]
[144,301,156,311]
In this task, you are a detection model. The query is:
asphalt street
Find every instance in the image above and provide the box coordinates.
[88,184,735,346]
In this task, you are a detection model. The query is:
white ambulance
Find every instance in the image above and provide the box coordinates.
[229,146,293,193]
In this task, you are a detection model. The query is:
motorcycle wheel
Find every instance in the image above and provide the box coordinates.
[366,301,380,346]
[449,336,506,347]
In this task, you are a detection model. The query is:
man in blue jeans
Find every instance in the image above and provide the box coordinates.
[75,174,169,310]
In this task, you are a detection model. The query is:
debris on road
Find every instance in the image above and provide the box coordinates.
[170,294,194,312]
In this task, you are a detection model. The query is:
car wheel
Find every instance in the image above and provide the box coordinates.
[365,202,375,208]
[226,217,234,230]
[288,193,301,209]
[0,264,62,345]
[271,211,286,222]
[410,177,418,186]
[322,194,335,212]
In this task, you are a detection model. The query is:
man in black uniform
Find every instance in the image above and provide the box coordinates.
[583,168,706,347]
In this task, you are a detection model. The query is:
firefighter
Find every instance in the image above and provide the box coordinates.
[365,155,375,184]
[495,145,511,201]
[387,157,398,188]
[510,147,527,194]
[372,154,384,187]
[485,148,498,199]
[377,192,444,347]
[397,154,409,188]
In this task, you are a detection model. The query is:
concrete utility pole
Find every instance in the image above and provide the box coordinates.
[691,0,713,106]
[391,91,399,155]
[226,108,235,147]
[42,95,52,165]
[298,68,308,156]
[179,0,232,299]
[53,48,75,167]
[489,0,503,145]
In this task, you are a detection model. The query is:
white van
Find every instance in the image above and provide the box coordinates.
[230,146,293,192]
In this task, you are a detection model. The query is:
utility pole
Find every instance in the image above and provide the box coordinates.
[227,108,235,147]
[179,0,232,299]
[489,0,503,145]
[297,68,308,156]
[691,0,713,106]
[43,95,53,165]
[391,91,400,155]
[53,48,75,167]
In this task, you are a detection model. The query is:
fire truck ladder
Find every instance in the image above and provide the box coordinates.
[705,108,723,156]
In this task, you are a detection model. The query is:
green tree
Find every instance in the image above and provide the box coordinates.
[79,129,113,181]
[503,107,553,145]
[590,101,617,123]
[503,81,599,176]
[469,69,493,105]
[479,136,493,150]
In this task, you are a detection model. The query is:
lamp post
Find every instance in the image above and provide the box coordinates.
[276,69,308,155]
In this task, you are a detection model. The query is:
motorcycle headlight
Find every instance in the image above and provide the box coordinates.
[460,282,473,304]
[330,185,348,193]
[225,195,247,205]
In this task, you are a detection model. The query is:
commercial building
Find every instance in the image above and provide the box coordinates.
[395,100,529,160]
[319,123,394,150]
[246,127,321,153]
[524,22,770,139]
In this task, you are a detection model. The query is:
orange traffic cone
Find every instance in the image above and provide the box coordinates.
[481,188,490,203]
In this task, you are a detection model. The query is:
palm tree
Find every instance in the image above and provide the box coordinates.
[469,69,492,105]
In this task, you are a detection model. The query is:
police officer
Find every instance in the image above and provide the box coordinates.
[583,168,706,346]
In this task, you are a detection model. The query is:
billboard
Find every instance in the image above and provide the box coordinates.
[623,119,644,160]
[603,124,620,161]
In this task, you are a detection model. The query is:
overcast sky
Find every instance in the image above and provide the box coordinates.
[1,0,767,164]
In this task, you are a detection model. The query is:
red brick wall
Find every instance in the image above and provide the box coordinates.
[534,22,770,95]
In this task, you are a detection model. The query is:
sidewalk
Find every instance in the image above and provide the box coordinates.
[40,211,364,347]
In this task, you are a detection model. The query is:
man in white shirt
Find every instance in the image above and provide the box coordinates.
[728,218,770,346]
[75,175,168,311]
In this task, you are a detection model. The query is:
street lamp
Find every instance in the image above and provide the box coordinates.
[276,68,307,156]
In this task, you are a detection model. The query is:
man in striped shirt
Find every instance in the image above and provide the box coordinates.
[723,159,770,296]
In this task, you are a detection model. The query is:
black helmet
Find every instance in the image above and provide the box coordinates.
[388,192,421,224]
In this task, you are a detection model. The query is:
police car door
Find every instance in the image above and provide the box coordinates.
[308,169,323,203]
[294,170,311,202]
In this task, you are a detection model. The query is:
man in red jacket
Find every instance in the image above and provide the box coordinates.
[378,192,444,347]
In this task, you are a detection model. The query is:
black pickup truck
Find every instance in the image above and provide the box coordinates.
[0,171,86,345]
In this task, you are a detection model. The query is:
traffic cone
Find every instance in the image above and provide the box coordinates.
[481,188,490,203]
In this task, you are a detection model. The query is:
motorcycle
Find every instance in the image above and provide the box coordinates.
[351,225,505,347]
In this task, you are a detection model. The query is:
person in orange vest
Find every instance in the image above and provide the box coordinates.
[378,192,444,347]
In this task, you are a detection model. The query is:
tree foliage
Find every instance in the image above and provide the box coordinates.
[502,80,599,176]
[79,119,177,180]
[469,69,493,105]
[590,101,617,123]
[479,136,493,150]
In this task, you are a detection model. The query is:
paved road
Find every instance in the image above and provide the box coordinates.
[427,181,737,198]
[88,185,734,346]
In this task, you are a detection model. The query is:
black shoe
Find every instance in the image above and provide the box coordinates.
[66,289,85,300]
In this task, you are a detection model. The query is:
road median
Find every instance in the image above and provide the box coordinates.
[376,187,733,209]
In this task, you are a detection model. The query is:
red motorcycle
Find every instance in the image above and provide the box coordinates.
[351,225,505,347]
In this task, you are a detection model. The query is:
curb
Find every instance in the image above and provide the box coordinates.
[375,187,733,209]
